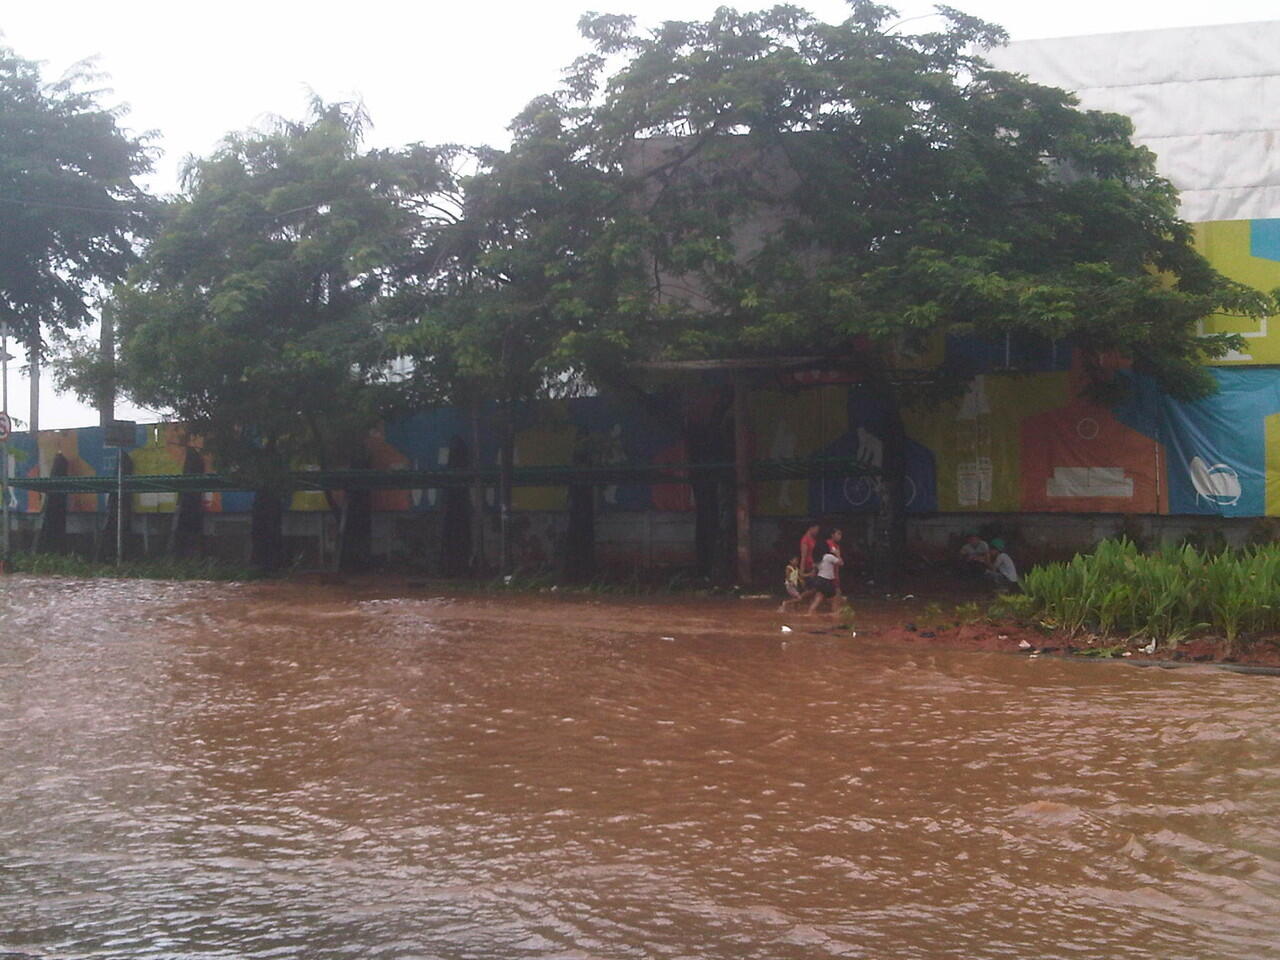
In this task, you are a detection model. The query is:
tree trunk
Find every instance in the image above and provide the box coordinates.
[338,456,373,572]
[715,476,735,585]
[250,489,286,572]
[469,399,486,576]
[498,408,515,576]
[167,447,204,558]
[562,426,595,583]
[873,378,909,588]
[732,376,752,586]
[34,452,68,554]
[691,473,718,579]
[439,434,472,577]
[685,389,735,583]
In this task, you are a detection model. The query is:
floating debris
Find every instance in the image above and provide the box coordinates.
[780,625,793,634]
[1018,639,1033,650]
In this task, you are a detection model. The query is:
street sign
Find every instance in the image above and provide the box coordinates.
[0,412,10,441]
[104,419,136,448]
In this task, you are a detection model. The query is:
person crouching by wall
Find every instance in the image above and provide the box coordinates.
[957,532,989,578]
[985,538,1019,591]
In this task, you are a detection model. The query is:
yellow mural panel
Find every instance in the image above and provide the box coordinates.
[130,424,185,514]
[511,422,575,512]
[751,384,850,516]
[1193,220,1280,364]
[903,372,1069,512]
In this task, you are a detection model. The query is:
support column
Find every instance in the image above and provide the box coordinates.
[734,376,751,586]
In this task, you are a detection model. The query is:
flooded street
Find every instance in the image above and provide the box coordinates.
[1,577,1278,959]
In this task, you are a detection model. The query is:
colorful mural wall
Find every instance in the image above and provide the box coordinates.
[6,219,1280,522]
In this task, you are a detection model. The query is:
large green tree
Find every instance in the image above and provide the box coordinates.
[518,2,1270,581]
[392,105,645,576]
[106,102,450,569]
[0,47,153,416]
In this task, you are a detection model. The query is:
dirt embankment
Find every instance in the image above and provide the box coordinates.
[292,573,1280,671]
[859,601,1280,669]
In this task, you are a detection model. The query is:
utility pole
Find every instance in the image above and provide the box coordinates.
[1,323,10,561]
[27,331,38,435]
[98,306,115,428]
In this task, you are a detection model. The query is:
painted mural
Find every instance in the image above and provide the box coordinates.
[6,218,1280,521]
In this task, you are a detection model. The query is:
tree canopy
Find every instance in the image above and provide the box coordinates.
[108,101,450,488]
[438,0,1273,580]
[0,47,153,345]
[527,1,1269,401]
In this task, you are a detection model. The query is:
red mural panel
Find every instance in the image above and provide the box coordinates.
[1020,397,1163,514]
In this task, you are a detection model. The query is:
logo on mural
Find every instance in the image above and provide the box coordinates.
[1188,456,1242,507]
[841,426,917,508]
[842,473,916,509]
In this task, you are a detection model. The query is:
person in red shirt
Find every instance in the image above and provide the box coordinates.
[799,523,820,582]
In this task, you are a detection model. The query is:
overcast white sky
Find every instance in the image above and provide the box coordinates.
[4,0,1278,430]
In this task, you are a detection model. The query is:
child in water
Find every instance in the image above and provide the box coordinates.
[807,546,845,617]
[779,555,806,612]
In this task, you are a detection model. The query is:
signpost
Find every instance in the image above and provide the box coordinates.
[104,420,135,565]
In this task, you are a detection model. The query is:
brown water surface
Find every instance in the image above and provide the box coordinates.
[2,576,1278,959]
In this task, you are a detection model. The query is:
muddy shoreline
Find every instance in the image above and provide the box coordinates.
[286,572,1280,673]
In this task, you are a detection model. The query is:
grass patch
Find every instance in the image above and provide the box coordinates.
[3,552,262,581]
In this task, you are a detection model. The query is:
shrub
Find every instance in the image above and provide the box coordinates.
[1015,537,1280,652]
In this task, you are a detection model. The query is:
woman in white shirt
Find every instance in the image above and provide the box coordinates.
[806,547,844,616]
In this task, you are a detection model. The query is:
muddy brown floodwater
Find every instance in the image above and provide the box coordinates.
[2,576,1279,959]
